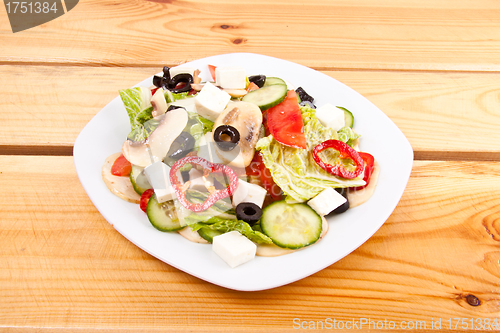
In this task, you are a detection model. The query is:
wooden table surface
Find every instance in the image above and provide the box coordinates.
[1,0,500,332]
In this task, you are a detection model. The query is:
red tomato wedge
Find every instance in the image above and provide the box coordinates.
[246,82,260,92]
[208,65,216,81]
[111,154,132,176]
[245,152,283,201]
[140,189,154,213]
[266,90,307,149]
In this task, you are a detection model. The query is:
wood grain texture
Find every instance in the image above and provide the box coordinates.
[2,0,500,71]
[1,156,499,332]
[1,65,500,159]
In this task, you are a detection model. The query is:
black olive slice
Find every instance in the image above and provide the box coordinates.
[181,170,191,183]
[152,75,164,88]
[296,87,315,107]
[162,66,171,82]
[167,132,195,160]
[168,73,193,93]
[166,105,184,112]
[248,74,266,88]
[330,188,349,214]
[236,202,262,225]
[213,125,240,151]
[153,66,171,89]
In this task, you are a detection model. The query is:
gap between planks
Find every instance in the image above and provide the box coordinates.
[2,145,500,162]
[3,61,500,75]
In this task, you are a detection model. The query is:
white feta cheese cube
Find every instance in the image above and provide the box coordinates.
[231,179,249,207]
[143,161,176,203]
[168,66,197,78]
[187,168,207,192]
[212,231,256,268]
[187,168,218,193]
[315,103,345,131]
[232,179,267,208]
[307,187,347,216]
[167,97,197,113]
[194,82,231,121]
[197,132,225,164]
[215,66,247,89]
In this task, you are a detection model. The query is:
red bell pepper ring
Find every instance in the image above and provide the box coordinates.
[312,140,364,179]
[169,155,239,212]
[352,152,375,190]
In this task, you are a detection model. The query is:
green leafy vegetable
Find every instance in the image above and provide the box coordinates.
[256,105,364,203]
[164,91,190,103]
[189,217,273,244]
[119,87,153,141]
[185,189,235,217]
[198,116,214,134]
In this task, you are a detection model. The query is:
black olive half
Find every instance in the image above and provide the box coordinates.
[153,66,172,89]
[248,74,266,88]
[213,125,240,151]
[296,87,315,107]
[167,132,195,160]
[329,188,349,214]
[236,202,262,225]
[168,73,193,93]
[162,66,171,81]
[152,75,164,88]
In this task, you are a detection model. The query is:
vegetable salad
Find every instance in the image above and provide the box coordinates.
[102,63,378,265]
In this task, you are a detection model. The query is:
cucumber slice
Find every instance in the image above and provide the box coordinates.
[130,165,152,195]
[260,201,322,249]
[197,227,223,243]
[146,195,183,232]
[337,106,354,128]
[263,77,286,86]
[242,84,287,111]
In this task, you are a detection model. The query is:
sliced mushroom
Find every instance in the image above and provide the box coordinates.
[177,227,209,244]
[151,88,168,118]
[212,101,263,168]
[122,108,189,167]
[223,89,248,98]
[102,152,141,203]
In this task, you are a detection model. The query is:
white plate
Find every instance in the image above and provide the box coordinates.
[74,53,413,291]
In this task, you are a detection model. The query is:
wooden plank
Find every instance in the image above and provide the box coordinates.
[0,156,499,331]
[1,0,500,71]
[1,65,500,159]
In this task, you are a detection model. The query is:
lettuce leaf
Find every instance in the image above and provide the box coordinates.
[189,217,273,244]
[119,87,153,142]
[256,105,364,203]
[198,116,214,134]
[120,87,199,142]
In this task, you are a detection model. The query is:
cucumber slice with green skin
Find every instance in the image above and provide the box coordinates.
[130,165,152,195]
[242,84,287,111]
[146,195,183,232]
[260,200,322,249]
[337,106,354,128]
[263,77,286,86]
[197,227,223,243]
